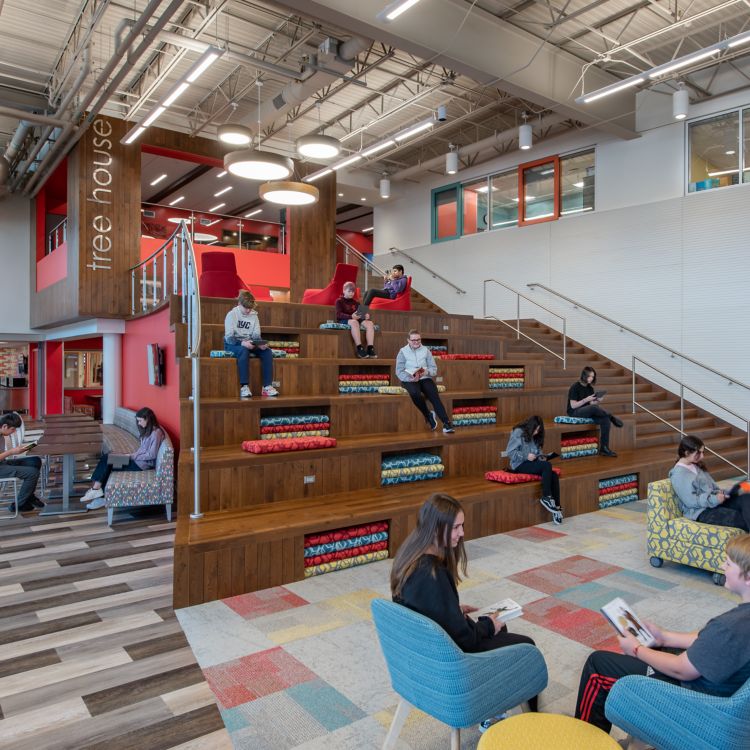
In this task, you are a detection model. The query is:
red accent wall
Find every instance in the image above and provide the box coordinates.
[28,345,38,419]
[45,342,64,415]
[437,202,457,238]
[121,307,180,452]
[37,244,68,291]
[337,230,373,258]
[140,238,290,289]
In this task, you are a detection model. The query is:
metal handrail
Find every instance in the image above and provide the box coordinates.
[47,216,67,253]
[335,234,387,292]
[129,223,203,519]
[483,279,567,368]
[528,282,750,393]
[389,246,466,294]
[632,356,749,476]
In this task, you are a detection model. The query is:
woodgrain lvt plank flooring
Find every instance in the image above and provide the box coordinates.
[0,510,228,749]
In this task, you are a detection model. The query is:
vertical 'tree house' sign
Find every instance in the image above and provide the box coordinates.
[77,115,139,318]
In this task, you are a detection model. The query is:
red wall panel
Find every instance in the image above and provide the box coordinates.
[45,341,64,415]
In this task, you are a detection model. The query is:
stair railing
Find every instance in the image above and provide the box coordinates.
[389,246,466,295]
[483,279,567,368]
[129,223,203,519]
[335,234,388,292]
[633,357,749,476]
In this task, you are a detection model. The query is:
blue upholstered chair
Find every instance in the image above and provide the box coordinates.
[605,673,750,750]
[371,598,548,750]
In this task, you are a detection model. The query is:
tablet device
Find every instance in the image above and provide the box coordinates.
[251,338,268,348]
[595,390,608,399]
[20,441,37,452]
[543,451,559,460]
[356,304,369,318]
[108,454,131,468]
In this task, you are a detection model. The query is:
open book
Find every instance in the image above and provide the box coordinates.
[601,597,657,646]
[469,597,523,623]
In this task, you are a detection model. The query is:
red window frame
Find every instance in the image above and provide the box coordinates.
[518,155,560,226]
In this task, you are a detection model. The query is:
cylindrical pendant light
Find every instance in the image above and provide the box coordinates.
[224,150,293,181]
[218,124,252,145]
[380,177,391,199]
[259,181,319,205]
[296,134,341,159]
[673,86,689,120]
[519,122,533,150]
[446,148,458,175]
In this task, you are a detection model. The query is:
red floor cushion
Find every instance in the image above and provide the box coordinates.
[485,467,562,483]
[242,436,337,453]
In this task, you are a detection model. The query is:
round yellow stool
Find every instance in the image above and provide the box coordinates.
[478,713,621,749]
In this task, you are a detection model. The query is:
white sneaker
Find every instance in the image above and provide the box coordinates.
[81,488,104,503]
[240,385,252,399]
[262,385,279,397]
[86,496,106,510]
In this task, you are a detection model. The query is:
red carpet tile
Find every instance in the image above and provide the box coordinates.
[223,586,309,619]
[505,527,567,543]
[203,647,317,708]
[522,596,621,650]
[508,555,622,594]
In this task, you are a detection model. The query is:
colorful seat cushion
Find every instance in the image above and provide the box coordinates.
[210,350,236,358]
[260,415,329,427]
[242,436,337,453]
[485,467,562,484]
[305,521,388,546]
[553,416,596,424]
[304,549,389,578]
[377,384,446,394]
[319,322,380,331]
[436,353,494,360]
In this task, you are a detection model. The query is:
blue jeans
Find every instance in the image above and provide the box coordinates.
[224,340,274,387]
[91,454,142,488]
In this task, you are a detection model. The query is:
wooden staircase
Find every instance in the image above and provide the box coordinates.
[172,301,746,607]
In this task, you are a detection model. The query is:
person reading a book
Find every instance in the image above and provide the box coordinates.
[0,412,43,513]
[223,290,279,399]
[361,264,407,306]
[335,281,376,359]
[80,407,163,510]
[669,434,750,532]
[395,329,454,433]
[505,415,562,524]
[567,366,623,457]
[576,533,750,734]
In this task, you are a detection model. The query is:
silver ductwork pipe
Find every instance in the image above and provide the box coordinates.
[391,113,569,182]
[24,0,185,197]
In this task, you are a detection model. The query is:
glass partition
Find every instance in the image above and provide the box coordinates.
[560,149,595,216]
[432,185,460,241]
[461,177,490,235]
[519,157,559,225]
[688,111,740,192]
[489,169,518,229]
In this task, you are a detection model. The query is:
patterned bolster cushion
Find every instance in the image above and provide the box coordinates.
[453,406,498,414]
[561,436,600,447]
[553,416,596,424]
[318,322,381,331]
[485,467,562,483]
[382,453,442,470]
[304,531,389,557]
[271,350,287,358]
[261,415,329,427]
[242,436,337,453]
[377,385,446,395]
[436,353,495,360]
[305,521,388,546]
[304,540,389,567]
[210,350,236,358]
[304,549,389,578]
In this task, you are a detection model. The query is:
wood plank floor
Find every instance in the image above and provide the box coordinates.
[0,508,230,750]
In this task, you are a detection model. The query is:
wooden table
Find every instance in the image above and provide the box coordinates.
[31,416,102,515]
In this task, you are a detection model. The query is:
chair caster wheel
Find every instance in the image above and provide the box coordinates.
[712,572,725,586]
[649,556,663,568]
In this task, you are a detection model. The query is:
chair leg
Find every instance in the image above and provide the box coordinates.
[450,728,460,750]
[107,507,114,526]
[166,504,172,521]
[625,736,651,750]
[382,698,411,750]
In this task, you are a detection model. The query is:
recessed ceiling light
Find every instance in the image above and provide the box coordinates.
[169,196,185,205]
[217,170,227,178]
[573,181,584,188]
[360,197,367,201]
[214,186,233,196]
[338,192,344,197]
[150,173,167,186]
[209,202,226,212]
[726,150,736,155]
[362,226,374,233]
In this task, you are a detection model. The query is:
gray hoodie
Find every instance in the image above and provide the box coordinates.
[224,305,261,344]
[396,344,437,383]
[668,462,721,521]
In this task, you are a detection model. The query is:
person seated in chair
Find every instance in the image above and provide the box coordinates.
[81,407,163,510]
[223,290,279,399]
[396,329,454,433]
[361,264,407,306]
[669,434,750,532]
[575,532,750,734]
[0,412,43,512]
[505,415,562,524]
[335,281,376,358]
[567,366,622,457]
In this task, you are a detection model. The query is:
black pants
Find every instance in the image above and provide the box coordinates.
[512,459,560,504]
[478,627,539,711]
[569,405,612,450]
[576,649,677,732]
[698,493,750,532]
[362,288,392,306]
[91,454,142,489]
[0,458,40,504]
[402,378,449,425]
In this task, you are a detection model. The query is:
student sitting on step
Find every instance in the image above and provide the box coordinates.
[81,407,163,510]
[505,415,562,524]
[361,264,407,306]
[335,281,376,358]
[395,329,454,433]
[669,434,750,532]
[223,290,279,399]
[567,366,622,457]
[0,412,43,513]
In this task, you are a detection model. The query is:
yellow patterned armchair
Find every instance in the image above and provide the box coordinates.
[647,479,743,585]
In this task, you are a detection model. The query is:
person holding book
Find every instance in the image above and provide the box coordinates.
[223,290,279,399]
[0,412,43,513]
[80,407,163,510]
[395,329,454,433]
[335,281,376,358]
[567,366,623,457]
[575,533,750,734]
[361,264,407,306]
[505,415,562,524]
[669,434,750,531]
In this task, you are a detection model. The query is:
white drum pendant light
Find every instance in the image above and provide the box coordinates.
[218,124,252,145]
[296,134,341,159]
[673,86,689,120]
[519,122,532,150]
[446,145,458,175]
[224,150,293,180]
[259,181,319,205]
[380,176,391,199]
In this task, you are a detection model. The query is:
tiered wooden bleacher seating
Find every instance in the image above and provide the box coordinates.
[172,298,747,607]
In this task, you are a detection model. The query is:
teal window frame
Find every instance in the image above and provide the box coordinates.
[431,182,462,243]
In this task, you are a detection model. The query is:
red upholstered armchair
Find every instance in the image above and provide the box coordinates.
[198,251,272,301]
[301,263,358,305]
[369,275,412,311]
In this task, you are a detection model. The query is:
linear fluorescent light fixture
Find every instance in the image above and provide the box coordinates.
[707,168,739,176]
[150,174,167,186]
[394,119,433,141]
[214,186,233,197]
[121,46,223,144]
[648,48,719,79]
[209,202,226,212]
[361,140,395,157]
[303,168,333,183]
[169,196,185,205]
[577,76,645,104]
[377,0,423,22]
[244,209,262,218]
[332,155,362,171]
